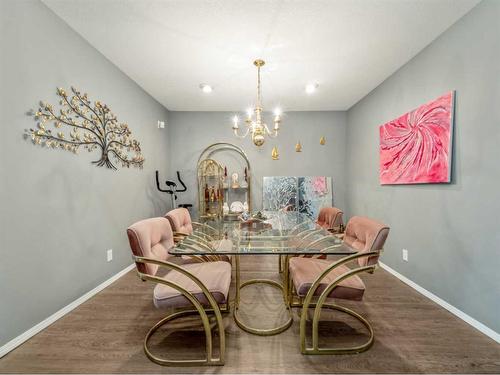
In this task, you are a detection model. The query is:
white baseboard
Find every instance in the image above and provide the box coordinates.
[379,262,499,343]
[0,263,135,358]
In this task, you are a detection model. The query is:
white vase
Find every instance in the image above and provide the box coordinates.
[243,201,249,212]
[223,202,229,215]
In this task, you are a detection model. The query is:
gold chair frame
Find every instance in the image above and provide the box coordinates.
[286,251,380,355]
[176,232,230,263]
[277,219,345,274]
[133,255,228,366]
[172,221,219,244]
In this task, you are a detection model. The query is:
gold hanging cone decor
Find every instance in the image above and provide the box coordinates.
[319,136,326,145]
[295,141,302,152]
[271,146,279,160]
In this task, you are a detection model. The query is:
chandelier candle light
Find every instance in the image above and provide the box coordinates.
[232,59,281,146]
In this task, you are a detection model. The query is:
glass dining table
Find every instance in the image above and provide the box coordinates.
[168,211,356,336]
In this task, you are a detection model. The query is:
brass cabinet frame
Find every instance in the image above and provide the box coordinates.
[133,256,228,366]
[197,143,252,215]
[197,159,224,219]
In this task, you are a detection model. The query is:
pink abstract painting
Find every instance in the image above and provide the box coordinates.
[379,91,454,184]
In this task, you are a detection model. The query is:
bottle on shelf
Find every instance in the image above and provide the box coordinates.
[210,187,215,202]
[204,184,209,202]
[223,167,229,189]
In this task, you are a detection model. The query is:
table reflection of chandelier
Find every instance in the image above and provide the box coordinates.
[231,59,281,147]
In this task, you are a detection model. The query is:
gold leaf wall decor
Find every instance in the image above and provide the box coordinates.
[319,136,326,145]
[25,86,145,170]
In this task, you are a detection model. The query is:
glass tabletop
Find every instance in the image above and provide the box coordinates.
[169,211,356,256]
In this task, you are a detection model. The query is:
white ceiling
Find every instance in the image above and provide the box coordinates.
[43,0,479,111]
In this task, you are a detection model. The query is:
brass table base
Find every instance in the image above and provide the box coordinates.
[234,256,293,336]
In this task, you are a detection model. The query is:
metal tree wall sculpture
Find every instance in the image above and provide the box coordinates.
[25,87,145,170]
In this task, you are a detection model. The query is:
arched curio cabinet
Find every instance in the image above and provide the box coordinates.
[197,143,251,220]
[197,159,224,219]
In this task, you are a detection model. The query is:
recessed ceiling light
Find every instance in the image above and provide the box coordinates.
[199,84,213,93]
[305,83,318,94]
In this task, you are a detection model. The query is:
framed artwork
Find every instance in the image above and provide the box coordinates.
[262,176,332,219]
[379,91,455,184]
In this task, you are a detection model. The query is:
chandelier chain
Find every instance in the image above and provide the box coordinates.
[257,64,261,107]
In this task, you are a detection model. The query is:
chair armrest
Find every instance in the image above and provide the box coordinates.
[175,241,223,262]
[192,221,219,234]
[327,227,344,234]
[299,250,380,303]
[174,231,189,237]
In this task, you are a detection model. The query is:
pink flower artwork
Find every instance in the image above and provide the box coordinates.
[379,91,454,184]
[312,176,328,196]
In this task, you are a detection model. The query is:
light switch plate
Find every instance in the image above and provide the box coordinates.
[402,248,409,262]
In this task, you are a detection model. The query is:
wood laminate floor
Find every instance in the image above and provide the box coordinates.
[0,256,499,373]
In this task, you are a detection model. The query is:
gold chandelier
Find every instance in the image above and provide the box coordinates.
[232,59,281,146]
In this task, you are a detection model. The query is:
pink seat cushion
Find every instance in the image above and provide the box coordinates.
[343,216,390,267]
[289,257,365,301]
[127,217,174,276]
[165,208,194,235]
[316,207,343,230]
[166,208,232,262]
[153,261,231,309]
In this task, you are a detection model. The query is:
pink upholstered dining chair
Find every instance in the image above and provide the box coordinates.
[295,207,344,261]
[316,206,344,232]
[164,207,194,239]
[126,217,231,366]
[288,215,389,355]
[165,207,230,262]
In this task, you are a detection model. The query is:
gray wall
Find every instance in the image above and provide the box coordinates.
[345,0,500,332]
[167,111,347,214]
[2,0,498,350]
[0,0,170,346]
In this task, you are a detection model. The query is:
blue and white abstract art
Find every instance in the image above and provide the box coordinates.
[263,176,333,219]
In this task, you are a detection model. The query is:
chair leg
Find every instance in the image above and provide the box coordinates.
[144,309,225,366]
[300,302,374,355]
[134,258,227,366]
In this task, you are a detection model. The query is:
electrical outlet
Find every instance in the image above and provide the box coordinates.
[157,120,165,129]
[402,248,409,262]
[107,249,113,262]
